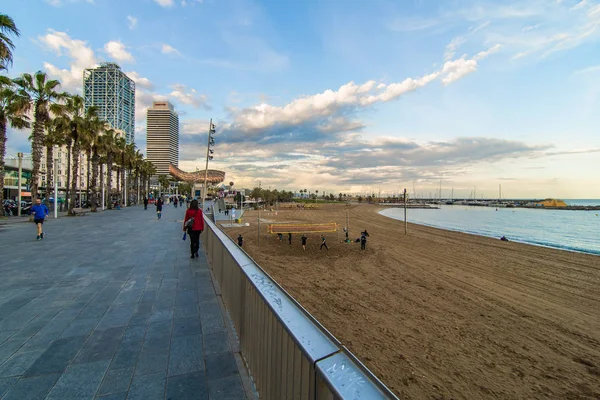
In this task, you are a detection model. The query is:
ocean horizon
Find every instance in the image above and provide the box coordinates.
[380,202,600,255]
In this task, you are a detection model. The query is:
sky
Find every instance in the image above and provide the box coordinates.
[4,0,600,198]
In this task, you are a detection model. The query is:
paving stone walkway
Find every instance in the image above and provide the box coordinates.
[0,204,249,399]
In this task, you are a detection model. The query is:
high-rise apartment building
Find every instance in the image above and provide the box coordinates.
[146,101,179,176]
[83,62,136,144]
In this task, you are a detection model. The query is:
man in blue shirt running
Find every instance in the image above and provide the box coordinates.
[31,198,49,240]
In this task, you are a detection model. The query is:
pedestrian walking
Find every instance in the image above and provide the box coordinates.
[31,198,49,241]
[320,234,329,250]
[360,232,367,250]
[237,234,244,247]
[173,197,178,208]
[288,232,292,245]
[277,233,283,242]
[183,199,204,259]
[301,234,307,250]
[143,197,148,210]
[156,198,163,219]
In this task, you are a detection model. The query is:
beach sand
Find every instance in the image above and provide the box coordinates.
[221,203,600,399]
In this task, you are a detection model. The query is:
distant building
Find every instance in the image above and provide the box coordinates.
[83,62,136,144]
[146,101,179,176]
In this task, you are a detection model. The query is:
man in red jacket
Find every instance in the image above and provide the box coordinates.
[183,199,205,258]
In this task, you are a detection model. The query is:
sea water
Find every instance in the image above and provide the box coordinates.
[380,201,600,255]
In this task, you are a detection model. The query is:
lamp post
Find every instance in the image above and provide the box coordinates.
[17,152,23,217]
[54,156,58,219]
[202,119,216,211]
[102,169,105,211]
[403,188,408,235]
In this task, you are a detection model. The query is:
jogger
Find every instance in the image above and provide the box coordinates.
[31,198,49,240]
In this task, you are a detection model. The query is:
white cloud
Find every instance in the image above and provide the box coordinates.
[571,0,588,11]
[572,64,600,75]
[104,41,134,63]
[127,15,138,30]
[37,30,98,91]
[161,44,181,56]
[45,0,94,6]
[474,44,502,60]
[154,0,174,7]
[169,84,208,108]
[440,58,478,85]
[126,71,153,89]
[445,37,465,61]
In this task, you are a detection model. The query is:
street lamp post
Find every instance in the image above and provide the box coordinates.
[17,152,23,217]
[403,188,408,235]
[54,156,58,219]
[202,119,216,211]
[102,169,105,211]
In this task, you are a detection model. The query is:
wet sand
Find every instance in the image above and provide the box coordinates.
[221,204,600,399]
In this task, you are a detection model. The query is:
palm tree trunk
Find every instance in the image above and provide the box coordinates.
[65,141,72,210]
[30,107,45,202]
[86,150,91,207]
[0,122,6,206]
[90,150,99,212]
[116,168,120,204]
[106,153,113,210]
[45,144,53,209]
[69,142,80,214]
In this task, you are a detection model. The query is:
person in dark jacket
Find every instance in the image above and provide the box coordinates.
[237,234,244,247]
[360,233,367,250]
[320,235,329,251]
[143,197,148,210]
[156,198,163,219]
[183,199,205,258]
[31,198,49,240]
[301,234,307,250]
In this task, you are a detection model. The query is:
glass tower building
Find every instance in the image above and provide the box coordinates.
[83,63,136,144]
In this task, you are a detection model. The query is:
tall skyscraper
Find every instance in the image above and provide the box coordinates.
[83,62,136,144]
[146,101,179,175]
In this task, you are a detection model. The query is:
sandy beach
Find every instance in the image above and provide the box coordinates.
[221,203,600,399]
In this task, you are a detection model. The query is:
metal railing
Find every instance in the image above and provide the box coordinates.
[201,216,399,400]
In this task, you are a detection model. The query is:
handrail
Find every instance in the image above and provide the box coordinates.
[202,215,399,399]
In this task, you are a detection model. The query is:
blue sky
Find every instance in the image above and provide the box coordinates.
[4,0,600,198]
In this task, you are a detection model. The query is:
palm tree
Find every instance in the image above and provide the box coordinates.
[0,76,29,205]
[122,142,136,205]
[81,109,100,207]
[157,175,170,196]
[89,119,106,212]
[44,117,67,207]
[0,14,19,71]
[53,95,89,214]
[131,149,143,204]
[14,71,64,202]
[98,129,117,209]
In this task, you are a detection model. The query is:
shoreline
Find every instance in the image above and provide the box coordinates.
[221,204,600,399]
[378,209,600,256]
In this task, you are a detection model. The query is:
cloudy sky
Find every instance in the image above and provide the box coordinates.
[4,0,600,198]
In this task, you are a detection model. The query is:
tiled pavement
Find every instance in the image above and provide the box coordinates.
[0,205,250,399]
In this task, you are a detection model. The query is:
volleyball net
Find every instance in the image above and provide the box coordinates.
[268,222,337,234]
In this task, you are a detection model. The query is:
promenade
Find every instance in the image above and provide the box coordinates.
[0,205,250,399]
